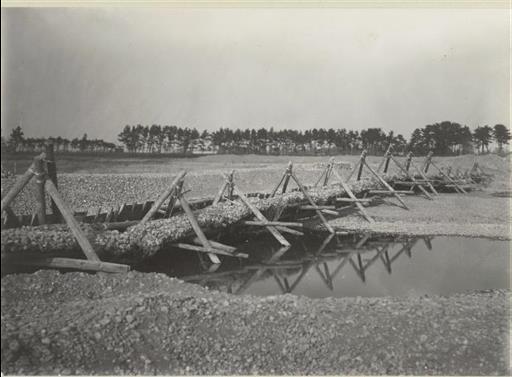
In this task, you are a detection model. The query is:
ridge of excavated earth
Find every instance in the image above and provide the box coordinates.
[1,270,510,375]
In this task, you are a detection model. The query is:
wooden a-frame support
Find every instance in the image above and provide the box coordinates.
[139,171,246,263]
[376,145,434,200]
[346,150,409,209]
[270,162,335,233]
[422,151,467,194]
[1,154,130,273]
[315,158,375,223]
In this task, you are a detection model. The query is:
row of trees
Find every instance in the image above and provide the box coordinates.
[3,122,510,156]
[408,122,510,155]
[2,126,120,153]
[118,124,409,155]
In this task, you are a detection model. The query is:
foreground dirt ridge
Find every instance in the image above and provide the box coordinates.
[1,271,509,375]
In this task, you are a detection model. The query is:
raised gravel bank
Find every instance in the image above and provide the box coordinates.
[1,270,509,375]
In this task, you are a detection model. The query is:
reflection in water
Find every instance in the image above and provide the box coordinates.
[136,232,509,298]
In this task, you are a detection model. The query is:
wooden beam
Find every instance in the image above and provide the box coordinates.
[139,171,187,225]
[233,185,290,247]
[45,143,61,220]
[179,194,221,264]
[1,158,38,213]
[44,180,100,262]
[330,168,375,223]
[33,157,47,225]
[243,220,303,228]
[171,243,248,258]
[6,256,130,273]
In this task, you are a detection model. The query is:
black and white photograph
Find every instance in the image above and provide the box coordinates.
[1,0,510,375]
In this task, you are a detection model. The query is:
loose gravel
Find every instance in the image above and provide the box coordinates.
[1,270,509,375]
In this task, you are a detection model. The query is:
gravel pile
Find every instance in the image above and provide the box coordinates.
[1,270,509,375]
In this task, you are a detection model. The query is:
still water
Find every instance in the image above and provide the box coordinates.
[136,233,510,298]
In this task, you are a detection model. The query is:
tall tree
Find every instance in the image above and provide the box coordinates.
[493,124,510,152]
[8,125,24,152]
[473,125,493,153]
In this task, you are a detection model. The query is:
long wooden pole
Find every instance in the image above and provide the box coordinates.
[331,168,375,223]
[1,156,41,213]
[290,172,335,233]
[45,143,61,220]
[410,160,439,195]
[178,195,221,264]
[34,157,47,225]
[430,161,467,194]
[139,171,187,224]
[44,180,100,262]
[232,185,290,247]
[389,155,433,200]
[363,160,408,209]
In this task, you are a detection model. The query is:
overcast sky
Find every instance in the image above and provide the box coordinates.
[1,7,510,142]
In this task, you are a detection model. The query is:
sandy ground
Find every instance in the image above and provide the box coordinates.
[326,193,511,239]
[1,271,509,375]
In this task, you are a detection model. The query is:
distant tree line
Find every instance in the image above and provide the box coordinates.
[2,126,120,153]
[2,122,509,156]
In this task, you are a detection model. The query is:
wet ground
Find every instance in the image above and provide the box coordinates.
[135,233,509,299]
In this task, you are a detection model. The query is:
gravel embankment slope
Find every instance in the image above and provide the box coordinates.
[329,193,511,239]
[1,271,509,375]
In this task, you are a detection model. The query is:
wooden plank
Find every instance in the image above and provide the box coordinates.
[171,243,248,258]
[139,171,187,224]
[7,256,129,273]
[178,195,221,264]
[336,197,372,203]
[275,225,304,236]
[1,160,37,213]
[45,180,100,262]
[233,185,290,247]
[191,237,237,253]
[213,181,228,205]
[243,220,303,228]
[300,205,336,210]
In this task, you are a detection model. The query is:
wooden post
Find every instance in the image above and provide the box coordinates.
[139,171,187,224]
[45,143,61,220]
[356,151,367,181]
[405,152,412,172]
[281,162,293,194]
[377,144,393,173]
[33,156,47,225]
[411,159,438,195]
[423,151,433,173]
[44,180,100,262]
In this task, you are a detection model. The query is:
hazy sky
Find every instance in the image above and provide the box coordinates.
[1,7,510,142]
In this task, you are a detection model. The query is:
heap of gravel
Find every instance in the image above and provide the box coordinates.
[1,270,509,375]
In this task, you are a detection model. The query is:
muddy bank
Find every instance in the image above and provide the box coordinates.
[1,270,509,375]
